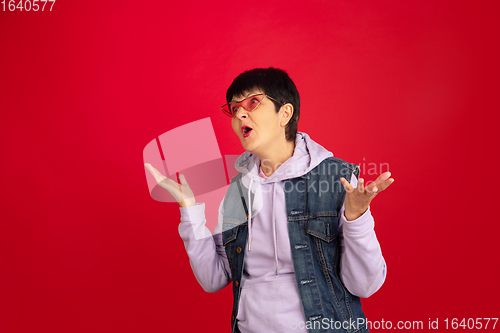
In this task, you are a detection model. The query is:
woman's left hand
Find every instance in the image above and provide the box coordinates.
[340,171,394,221]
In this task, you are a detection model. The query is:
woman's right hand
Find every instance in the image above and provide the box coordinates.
[144,163,196,207]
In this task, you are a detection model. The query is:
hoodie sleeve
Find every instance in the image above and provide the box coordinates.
[338,175,387,298]
[178,199,232,293]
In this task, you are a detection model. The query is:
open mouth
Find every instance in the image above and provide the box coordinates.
[242,126,253,137]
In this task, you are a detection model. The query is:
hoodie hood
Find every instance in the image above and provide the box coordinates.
[233,132,334,275]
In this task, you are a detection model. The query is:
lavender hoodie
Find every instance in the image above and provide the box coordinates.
[178,132,387,333]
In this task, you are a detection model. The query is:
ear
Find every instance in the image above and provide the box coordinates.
[279,103,294,127]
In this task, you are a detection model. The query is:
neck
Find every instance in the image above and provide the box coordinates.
[256,137,296,177]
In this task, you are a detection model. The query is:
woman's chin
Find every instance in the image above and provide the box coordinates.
[241,139,257,153]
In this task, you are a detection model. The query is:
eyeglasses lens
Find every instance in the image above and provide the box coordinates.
[226,94,264,115]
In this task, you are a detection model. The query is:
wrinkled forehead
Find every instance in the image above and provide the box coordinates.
[231,87,264,103]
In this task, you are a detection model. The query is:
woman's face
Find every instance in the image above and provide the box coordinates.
[230,88,285,156]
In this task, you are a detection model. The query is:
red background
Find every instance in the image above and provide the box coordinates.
[1,0,499,332]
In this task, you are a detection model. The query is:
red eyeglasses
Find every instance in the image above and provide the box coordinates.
[221,94,283,117]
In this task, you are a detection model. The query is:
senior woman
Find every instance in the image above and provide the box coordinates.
[145,67,394,333]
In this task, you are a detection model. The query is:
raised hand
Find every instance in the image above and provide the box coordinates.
[144,163,196,207]
[340,171,394,221]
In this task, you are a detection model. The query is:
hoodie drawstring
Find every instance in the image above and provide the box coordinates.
[272,182,279,276]
[247,177,254,252]
[246,171,279,276]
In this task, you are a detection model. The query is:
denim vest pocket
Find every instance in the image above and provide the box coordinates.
[307,216,339,273]
[223,222,246,271]
[307,216,338,242]
[222,221,241,243]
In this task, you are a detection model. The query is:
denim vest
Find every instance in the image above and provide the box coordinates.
[222,157,369,333]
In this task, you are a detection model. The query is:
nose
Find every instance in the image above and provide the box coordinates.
[234,107,248,119]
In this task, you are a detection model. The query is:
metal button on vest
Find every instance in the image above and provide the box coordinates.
[235,280,239,287]
[236,247,242,253]
[232,315,235,321]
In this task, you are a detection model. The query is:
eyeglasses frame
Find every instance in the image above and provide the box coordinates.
[221,93,284,117]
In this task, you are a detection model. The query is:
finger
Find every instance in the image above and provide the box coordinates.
[145,164,165,183]
[374,171,392,184]
[145,163,155,175]
[179,174,189,186]
[145,163,162,177]
[375,178,395,192]
[365,180,377,193]
[146,165,181,189]
[340,177,354,193]
[357,178,365,193]
[178,174,195,202]
[369,186,379,199]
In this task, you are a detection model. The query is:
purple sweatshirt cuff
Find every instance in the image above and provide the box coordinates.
[179,203,213,240]
[179,203,205,222]
[340,207,374,236]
